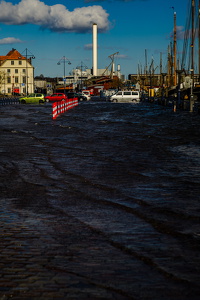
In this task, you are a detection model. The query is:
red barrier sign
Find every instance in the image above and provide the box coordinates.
[52,98,78,120]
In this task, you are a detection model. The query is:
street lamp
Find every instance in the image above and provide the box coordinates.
[76,61,88,91]
[57,56,71,94]
[22,48,35,95]
[161,73,167,103]
[176,69,183,107]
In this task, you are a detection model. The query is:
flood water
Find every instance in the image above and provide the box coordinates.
[1,101,200,299]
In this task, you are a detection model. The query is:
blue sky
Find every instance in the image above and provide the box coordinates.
[0,0,190,79]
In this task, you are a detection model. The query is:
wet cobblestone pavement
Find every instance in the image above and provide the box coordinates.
[0,102,200,299]
[0,198,132,299]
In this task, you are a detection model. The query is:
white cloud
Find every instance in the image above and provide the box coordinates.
[84,43,93,50]
[0,37,23,44]
[168,26,185,40]
[84,0,147,2]
[176,26,185,40]
[0,0,110,33]
[116,54,130,59]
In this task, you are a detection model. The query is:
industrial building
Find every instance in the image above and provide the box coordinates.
[0,24,123,96]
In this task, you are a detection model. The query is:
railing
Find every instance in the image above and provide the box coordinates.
[141,95,200,113]
[0,97,20,106]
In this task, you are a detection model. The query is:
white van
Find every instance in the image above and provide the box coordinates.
[110,91,140,102]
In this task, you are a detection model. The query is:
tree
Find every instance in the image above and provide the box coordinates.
[0,71,6,94]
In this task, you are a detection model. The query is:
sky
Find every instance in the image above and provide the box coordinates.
[0,0,190,79]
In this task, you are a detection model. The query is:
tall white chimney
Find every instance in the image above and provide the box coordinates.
[117,64,121,79]
[93,23,97,76]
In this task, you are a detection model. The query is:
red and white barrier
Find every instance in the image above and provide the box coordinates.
[52,98,78,120]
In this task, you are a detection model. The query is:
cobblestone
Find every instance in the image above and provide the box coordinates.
[0,199,132,299]
[1,104,200,300]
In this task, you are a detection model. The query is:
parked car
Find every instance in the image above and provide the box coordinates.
[65,92,87,101]
[66,92,76,99]
[75,93,87,101]
[77,93,87,101]
[19,93,45,104]
[110,91,140,102]
[81,90,91,101]
[44,93,68,102]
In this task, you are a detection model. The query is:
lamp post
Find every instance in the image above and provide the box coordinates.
[161,73,167,104]
[76,61,88,91]
[176,70,183,107]
[57,56,71,94]
[22,48,35,95]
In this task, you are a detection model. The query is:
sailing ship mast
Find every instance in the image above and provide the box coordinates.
[167,44,173,87]
[190,0,195,112]
[198,0,200,82]
[173,10,177,86]
[145,49,148,86]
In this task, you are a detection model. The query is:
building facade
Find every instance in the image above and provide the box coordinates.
[0,48,34,95]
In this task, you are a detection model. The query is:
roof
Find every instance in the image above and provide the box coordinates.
[0,48,26,61]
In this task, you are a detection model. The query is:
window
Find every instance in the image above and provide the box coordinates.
[22,69,26,73]
[15,69,18,74]
[11,61,14,65]
[19,61,22,65]
[8,88,11,93]
[117,91,122,95]
[7,77,11,83]
[22,76,26,84]
[7,69,10,73]
[15,77,19,83]
[124,92,131,95]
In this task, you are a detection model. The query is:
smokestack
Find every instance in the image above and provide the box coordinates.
[117,64,121,79]
[93,23,97,76]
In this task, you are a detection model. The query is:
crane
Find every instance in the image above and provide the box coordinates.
[102,52,119,78]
